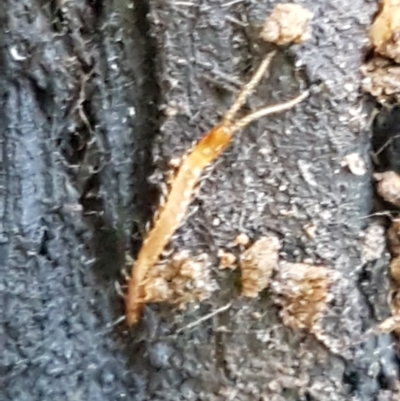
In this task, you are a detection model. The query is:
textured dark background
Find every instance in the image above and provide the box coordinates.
[1,0,399,400]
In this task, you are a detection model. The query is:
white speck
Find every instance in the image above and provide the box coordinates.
[258,147,269,156]
[320,210,332,221]
[212,217,221,226]
[128,107,136,117]
[244,175,253,185]
[111,63,118,70]
[169,157,182,169]
[344,83,354,92]
[341,153,366,176]
[298,160,318,187]
[10,46,26,61]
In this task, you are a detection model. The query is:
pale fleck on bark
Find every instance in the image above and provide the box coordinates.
[341,153,367,176]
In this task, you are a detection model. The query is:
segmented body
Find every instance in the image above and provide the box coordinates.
[124,50,309,326]
[125,124,233,326]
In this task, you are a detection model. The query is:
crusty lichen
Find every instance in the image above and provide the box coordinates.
[377,218,400,334]
[387,219,400,334]
[362,1,400,104]
[271,262,332,331]
[361,57,400,104]
[240,236,281,298]
[260,3,313,45]
[142,251,216,308]
[370,0,400,62]
[388,218,400,257]
[374,171,400,207]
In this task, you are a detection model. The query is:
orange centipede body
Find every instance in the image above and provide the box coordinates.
[125,52,309,326]
[125,124,233,326]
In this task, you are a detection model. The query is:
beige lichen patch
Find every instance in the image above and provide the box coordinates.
[378,289,400,334]
[217,249,237,270]
[391,257,400,284]
[374,171,400,206]
[142,251,215,308]
[387,218,400,334]
[363,1,400,104]
[271,262,332,331]
[260,3,313,45]
[370,0,400,62]
[376,218,400,334]
[388,218,400,257]
[361,57,400,104]
[240,236,281,297]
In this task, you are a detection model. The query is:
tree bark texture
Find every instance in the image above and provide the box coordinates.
[1,1,398,400]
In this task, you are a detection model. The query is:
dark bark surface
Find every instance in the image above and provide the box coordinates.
[1,0,399,400]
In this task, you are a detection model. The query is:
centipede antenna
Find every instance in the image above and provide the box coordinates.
[231,89,310,133]
[223,51,276,124]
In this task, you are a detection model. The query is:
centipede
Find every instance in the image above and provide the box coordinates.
[125,51,309,326]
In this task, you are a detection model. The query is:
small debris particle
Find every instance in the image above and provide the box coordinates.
[303,223,317,239]
[374,171,400,206]
[240,236,281,298]
[168,156,182,170]
[251,311,262,320]
[271,262,332,331]
[164,103,179,117]
[143,251,215,308]
[341,153,367,176]
[387,218,400,257]
[370,0,400,62]
[217,249,237,270]
[361,57,400,104]
[212,217,221,227]
[361,221,386,264]
[10,46,26,61]
[234,233,251,247]
[260,3,313,45]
